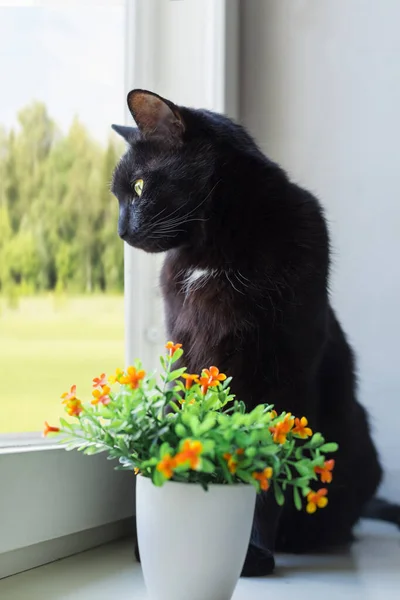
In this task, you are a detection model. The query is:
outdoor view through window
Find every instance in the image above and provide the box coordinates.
[0,3,125,434]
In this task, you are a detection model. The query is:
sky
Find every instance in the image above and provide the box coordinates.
[0,3,125,143]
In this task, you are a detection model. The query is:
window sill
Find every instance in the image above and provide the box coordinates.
[0,433,62,454]
[1,521,399,599]
[0,447,134,578]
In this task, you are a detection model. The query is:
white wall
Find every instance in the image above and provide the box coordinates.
[240,0,400,499]
[124,0,238,369]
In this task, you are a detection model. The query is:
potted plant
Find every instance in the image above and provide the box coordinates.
[45,342,338,600]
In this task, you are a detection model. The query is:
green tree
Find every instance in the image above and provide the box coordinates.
[0,103,124,295]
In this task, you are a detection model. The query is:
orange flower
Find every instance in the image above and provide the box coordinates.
[182,373,200,389]
[252,467,273,491]
[61,384,78,403]
[223,453,238,474]
[165,341,182,357]
[292,416,313,439]
[93,373,108,388]
[314,459,335,484]
[108,368,124,384]
[157,454,176,479]
[64,398,83,417]
[306,488,328,514]
[61,385,83,416]
[43,422,60,437]
[269,413,294,444]
[175,440,203,470]
[199,366,227,394]
[91,385,111,406]
[236,448,245,456]
[268,410,278,419]
[120,366,145,389]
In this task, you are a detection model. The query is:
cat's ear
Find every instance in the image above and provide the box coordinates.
[127,89,184,144]
[111,124,138,144]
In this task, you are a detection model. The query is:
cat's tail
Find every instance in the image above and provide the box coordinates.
[362,497,400,528]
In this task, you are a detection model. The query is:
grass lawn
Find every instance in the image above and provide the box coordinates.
[0,295,124,434]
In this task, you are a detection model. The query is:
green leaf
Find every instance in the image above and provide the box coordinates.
[153,470,165,487]
[320,443,339,453]
[294,476,312,488]
[170,348,183,364]
[201,439,215,455]
[175,423,187,438]
[59,417,73,431]
[236,469,255,485]
[273,481,285,506]
[84,445,106,455]
[167,368,186,383]
[295,463,311,477]
[309,433,325,448]
[198,414,216,435]
[245,447,257,458]
[217,455,233,484]
[258,445,280,456]
[293,486,302,511]
[200,459,215,474]
[284,463,292,480]
[160,442,171,458]
[117,438,129,454]
[189,415,200,436]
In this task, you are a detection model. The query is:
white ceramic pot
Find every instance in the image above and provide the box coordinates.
[136,476,256,600]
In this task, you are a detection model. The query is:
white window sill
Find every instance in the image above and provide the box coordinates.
[1,521,398,599]
[0,447,134,578]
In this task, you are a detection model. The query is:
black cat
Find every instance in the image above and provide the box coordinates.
[111,90,399,576]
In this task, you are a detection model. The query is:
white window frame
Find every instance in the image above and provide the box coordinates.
[0,0,238,579]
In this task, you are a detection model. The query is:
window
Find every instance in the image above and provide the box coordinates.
[0,0,238,579]
[0,1,125,437]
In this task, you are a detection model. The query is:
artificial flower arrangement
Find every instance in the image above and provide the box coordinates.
[45,342,337,514]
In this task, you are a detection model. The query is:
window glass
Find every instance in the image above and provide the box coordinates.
[0,2,125,433]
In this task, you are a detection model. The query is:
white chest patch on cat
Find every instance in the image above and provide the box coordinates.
[182,268,218,295]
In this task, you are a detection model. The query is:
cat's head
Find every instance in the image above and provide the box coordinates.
[111,89,218,253]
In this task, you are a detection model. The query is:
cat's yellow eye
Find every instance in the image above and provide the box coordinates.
[134,179,144,197]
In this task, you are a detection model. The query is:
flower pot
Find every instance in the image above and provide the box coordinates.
[136,476,257,600]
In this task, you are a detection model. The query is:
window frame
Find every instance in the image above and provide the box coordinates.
[0,0,238,579]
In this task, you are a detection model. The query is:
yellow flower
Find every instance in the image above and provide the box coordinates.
[61,385,83,416]
[252,467,273,491]
[182,373,200,389]
[91,385,111,406]
[306,488,328,514]
[64,398,83,416]
[120,366,145,389]
[165,341,182,357]
[199,366,227,394]
[292,416,313,439]
[314,460,335,484]
[223,453,238,474]
[269,413,294,444]
[61,384,78,403]
[175,440,203,470]
[108,368,124,384]
[157,454,176,479]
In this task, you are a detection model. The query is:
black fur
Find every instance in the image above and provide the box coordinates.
[112,90,398,576]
